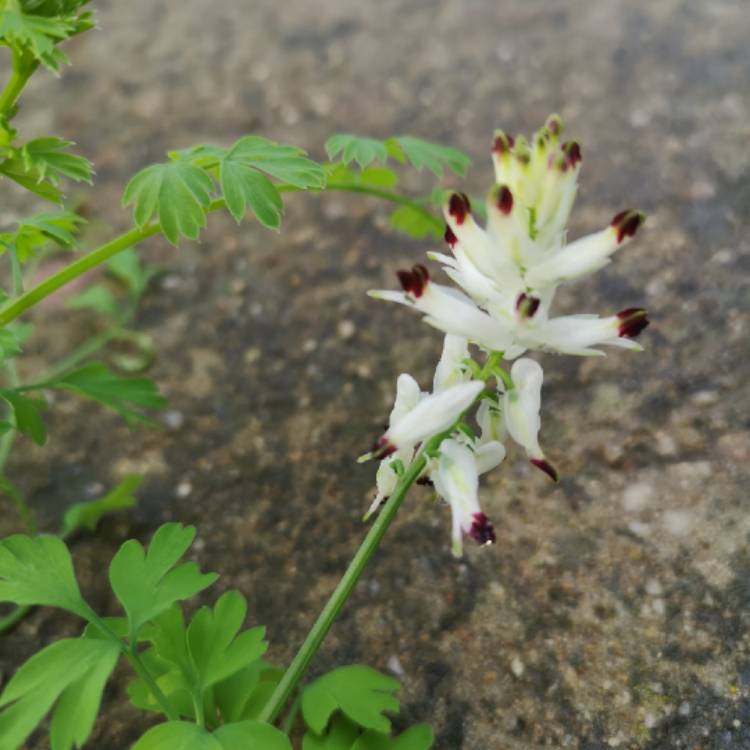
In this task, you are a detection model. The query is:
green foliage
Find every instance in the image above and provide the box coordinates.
[0,210,84,261]
[45,362,167,425]
[107,247,158,298]
[325,135,389,169]
[128,593,270,727]
[302,666,400,735]
[65,284,118,316]
[18,137,92,184]
[109,523,217,637]
[122,161,215,245]
[0,9,74,71]
[0,637,119,750]
[131,720,292,750]
[389,206,442,240]
[325,163,399,189]
[325,134,470,177]
[303,717,434,750]
[0,388,46,444]
[60,474,142,537]
[0,533,91,618]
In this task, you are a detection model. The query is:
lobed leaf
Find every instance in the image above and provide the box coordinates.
[46,362,167,426]
[2,210,85,262]
[0,637,119,750]
[0,10,73,71]
[352,726,434,750]
[325,134,389,170]
[132,721,292,750]
[302,666,400,735]
[65,285,119,316]
[108,523,217,636]
[392,136,471,177]
[220,158,282,228]
[0,534,89,617]
[60,474,142,537]
[122,161,215,245]
[20,138,93,184]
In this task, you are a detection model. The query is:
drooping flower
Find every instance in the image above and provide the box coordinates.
[431,438,498,558]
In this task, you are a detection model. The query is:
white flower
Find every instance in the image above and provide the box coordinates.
[370,379,485,460]
[431,438,497,558]
[433,334,471,391]
[501,358,557,480]
[369,116,649,358]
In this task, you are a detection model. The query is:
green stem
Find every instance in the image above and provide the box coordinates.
[258,452,428,725]
[280,696,301,736]
[0,61,36,119]
[324,180,443,233]
[0,179,441,328]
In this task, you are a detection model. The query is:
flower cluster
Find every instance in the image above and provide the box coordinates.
[364,116,649,556]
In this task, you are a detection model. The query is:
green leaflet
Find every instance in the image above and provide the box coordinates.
[325,135,389,169]
[122,161,215,245]
[301,666,401,735]
[325,134,471,177]
[128,595,269,724]
[19,137,93,184]
[43,362,167,426]
[109,523,217,637]
[0,637,119,750]
[131,720,292,750]
[220,158,282,228]
[301,703,434,750]
[60,474,142,537]
[389,206,442,241]
[0,10,74,71]
[0,534,90,617]
[0,389,46,444]
[0,210,84,261]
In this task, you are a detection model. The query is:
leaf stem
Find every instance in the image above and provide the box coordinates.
[258,451,428,725]
[0,57,36,119]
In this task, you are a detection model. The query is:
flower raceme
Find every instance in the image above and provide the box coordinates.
[364,116,650,555]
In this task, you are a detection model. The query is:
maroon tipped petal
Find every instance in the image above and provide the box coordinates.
[617,308,650,338]
[516,292,540,319]
[469,512,496,546]
[444,224,458,248]
[492,132,514,154]
[546,115,562,136]
[611,210,645,243]
[448,192,472,225]
[396,264,430,298]
[562,141,582,167]
[496,185,514,215]
[530,458,559,482]
[372,436,397,460]
[416,476,435,487]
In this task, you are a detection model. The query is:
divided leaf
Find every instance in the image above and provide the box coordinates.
[132,721,292,750]
[46,362,167,426]
[122,161,215,245]
[391,136,470,177]
[187,590,268,689]
[0,210,85,262]
[302,666,400,735]
[20,138,93,185]
[0,10,74,71]
[108,523,217,636]
[0,638,119,750]
[352,726,434,750]
[0,534,89,618]
[325,135,389,169]
[60,474,142,537]
[220,159,282,228]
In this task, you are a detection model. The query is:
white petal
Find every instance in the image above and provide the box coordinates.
[475,440,506,474]
[390,373,422,426]
[433,334,470,392]
[386,380,484,449]
[476,399,506,444]
[519,315,630,356]
[503,358,544,459]
[524,225,620,288]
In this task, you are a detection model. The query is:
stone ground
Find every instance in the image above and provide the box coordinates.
[1,0,749,748]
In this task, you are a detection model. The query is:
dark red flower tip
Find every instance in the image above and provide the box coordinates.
[562,141,582,167]
[448,192,472,225]
[617,308,650,338]
[469,512,496,546]
[546,114,562,136]
[444,224,458,248]
[530,458,559,482]
[396,264,430,298]
[516,292,541,319]
[492,131,514,155]
[416,476,435,487]
[372,436,397,460]
[495,185,514,215]
[611,210,645,243]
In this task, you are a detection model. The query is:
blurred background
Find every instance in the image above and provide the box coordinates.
[1,0,749,747]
